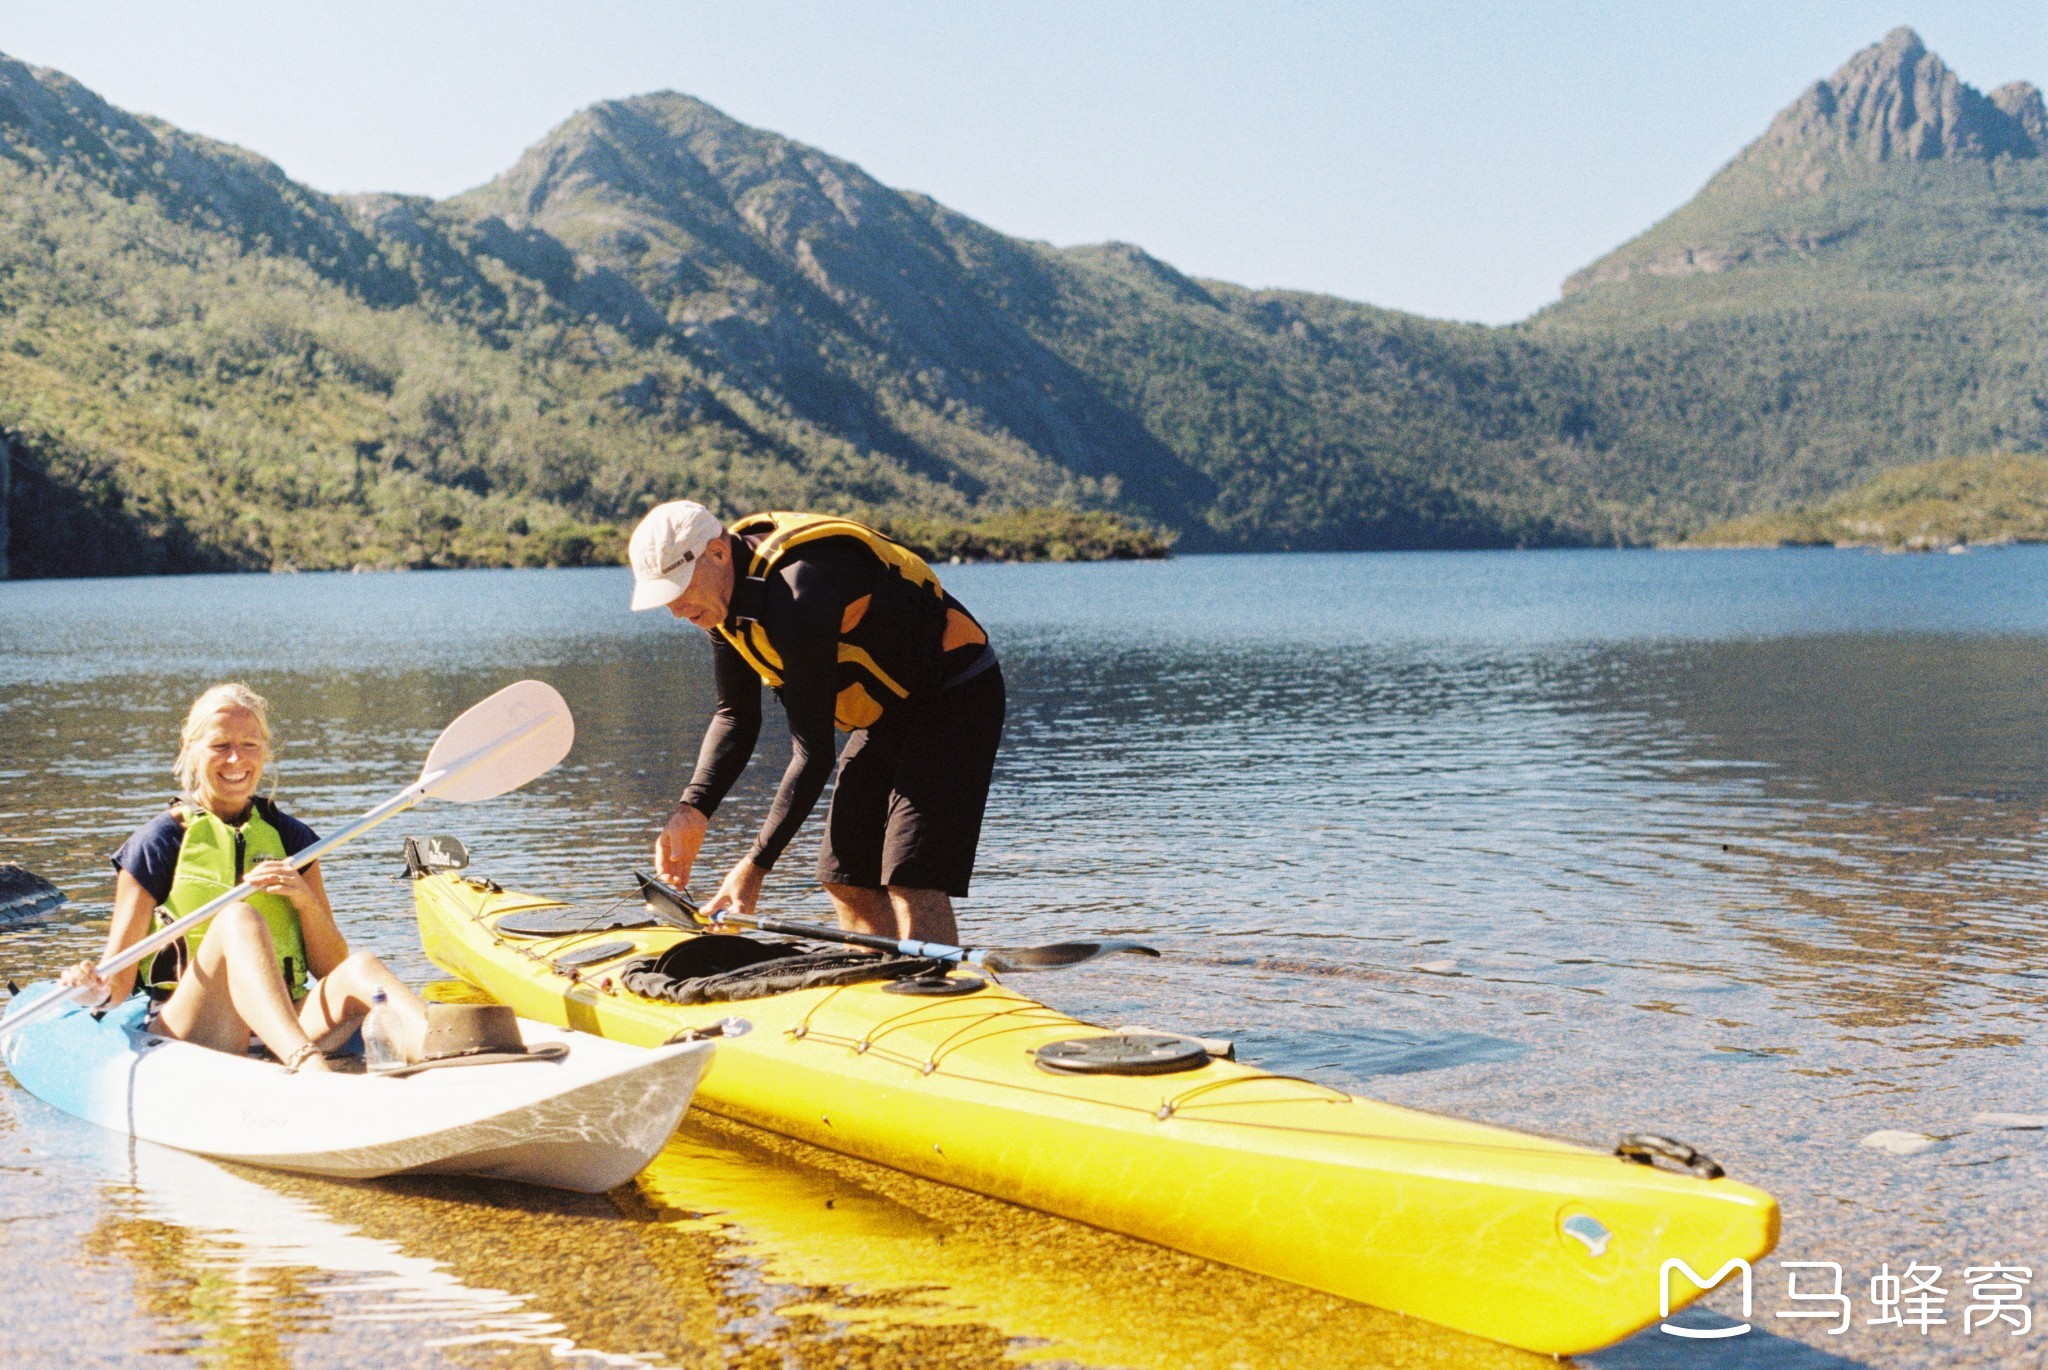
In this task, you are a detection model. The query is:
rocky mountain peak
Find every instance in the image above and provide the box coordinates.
[1562,30,2048,296]
[1753,27,2040,190]
[462,90,833,229]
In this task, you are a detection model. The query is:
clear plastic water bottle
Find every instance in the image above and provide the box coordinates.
[362,988,401,1070]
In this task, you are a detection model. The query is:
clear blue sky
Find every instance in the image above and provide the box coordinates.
[2,3,2042,324]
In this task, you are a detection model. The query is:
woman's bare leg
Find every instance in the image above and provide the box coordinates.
[299,952,428,1060]
[156,904,331,1071]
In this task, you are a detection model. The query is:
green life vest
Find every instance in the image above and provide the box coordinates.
[148,798,310,999]
[718,512,980,732]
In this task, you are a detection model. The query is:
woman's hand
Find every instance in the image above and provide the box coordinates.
[57,959,114,1009]
[700,859,767,925]
[246,859,319,913]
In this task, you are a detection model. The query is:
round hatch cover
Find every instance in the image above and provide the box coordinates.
[884,972,987,997]
[551,940,638,969]
[1035,1033,1210,1076]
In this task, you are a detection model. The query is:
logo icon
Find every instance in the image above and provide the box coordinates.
[1660,1258,1753,1339]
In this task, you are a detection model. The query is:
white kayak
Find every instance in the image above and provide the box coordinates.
[2,986,713,1192]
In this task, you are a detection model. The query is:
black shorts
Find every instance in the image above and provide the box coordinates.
[817,663,1005,897]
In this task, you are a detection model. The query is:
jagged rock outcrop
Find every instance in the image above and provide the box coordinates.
[1754,27,2040,191]
[1562,28,2048,295]
[1988,80,2048,145]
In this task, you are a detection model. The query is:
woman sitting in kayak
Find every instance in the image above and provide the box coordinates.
[59,683,429,1073]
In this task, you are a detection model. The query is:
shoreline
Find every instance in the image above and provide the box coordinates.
[19,537,2048,584]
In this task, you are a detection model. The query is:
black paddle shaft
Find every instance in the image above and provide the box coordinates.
[632,871,1160,972]
[750,913,929,957]
[637,874,969,959]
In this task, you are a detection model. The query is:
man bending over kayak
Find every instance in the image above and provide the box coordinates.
[631,502,1004,944]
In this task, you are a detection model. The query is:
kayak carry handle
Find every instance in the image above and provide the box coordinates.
[1615,1132,1725,1179]
[665,1017,752,1044]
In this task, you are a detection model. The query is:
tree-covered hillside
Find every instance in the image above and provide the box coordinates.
[2,27,2045,575]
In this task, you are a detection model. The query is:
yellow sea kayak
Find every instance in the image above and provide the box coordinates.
[415,867,1777,1356]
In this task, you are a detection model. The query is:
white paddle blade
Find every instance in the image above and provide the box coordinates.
[419,680,575,803]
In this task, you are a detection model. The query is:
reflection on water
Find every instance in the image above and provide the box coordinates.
[5,549,2048,1366]
[627,1113,1540,1369]
[66,1120,672,1368]
[44,1102,1541,1370]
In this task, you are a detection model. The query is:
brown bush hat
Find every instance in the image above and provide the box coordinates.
[370,1003,568,1077]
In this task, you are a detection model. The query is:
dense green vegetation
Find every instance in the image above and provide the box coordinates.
[880,507,1172,563]
[0,123,962,575]
[1,27,2045,575]
[1685,453,2048,549]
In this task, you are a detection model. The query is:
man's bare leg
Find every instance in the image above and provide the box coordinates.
[823,883,957,943]
[824,882,894,937]
[887,887,957,944]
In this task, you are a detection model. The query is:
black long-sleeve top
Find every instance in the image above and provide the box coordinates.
[677,539,863,869]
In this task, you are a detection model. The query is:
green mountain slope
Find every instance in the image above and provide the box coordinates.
[431,94,1600,547]
[438,94,1213,524]
[2,27,2046,574]
[0,61,994,574]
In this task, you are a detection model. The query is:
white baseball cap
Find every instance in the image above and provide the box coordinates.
[628,500,725,611]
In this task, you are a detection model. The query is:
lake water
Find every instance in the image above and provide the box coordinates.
[4,547,2048,1368]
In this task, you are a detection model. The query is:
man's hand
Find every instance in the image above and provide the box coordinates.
[701,858,767,923]
[654,803,709,888]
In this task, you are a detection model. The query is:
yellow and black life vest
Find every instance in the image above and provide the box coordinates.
[717,512,987,731]
[147,798,310,999]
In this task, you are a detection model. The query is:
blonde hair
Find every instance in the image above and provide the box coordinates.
[173,683,274,802]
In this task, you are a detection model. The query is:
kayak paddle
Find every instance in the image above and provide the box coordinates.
[0,865,66,926]
[1,680,575,1043]
[633,871,1160,973]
